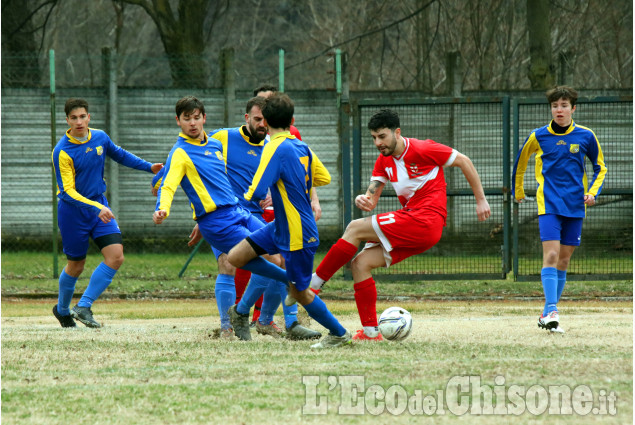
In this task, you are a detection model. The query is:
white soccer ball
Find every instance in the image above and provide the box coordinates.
[378,306,413,341]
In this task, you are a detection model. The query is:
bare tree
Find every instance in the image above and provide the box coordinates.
[120,0,228,88]
[1,0,58,86]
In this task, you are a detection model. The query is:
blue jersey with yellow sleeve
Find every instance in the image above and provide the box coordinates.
[512,121,607,217]
[244,131,331,251]
[52,128,153,213]
[156,132,237,220]
[209,126,265,214]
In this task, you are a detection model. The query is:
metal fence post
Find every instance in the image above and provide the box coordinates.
[49,49,59,278]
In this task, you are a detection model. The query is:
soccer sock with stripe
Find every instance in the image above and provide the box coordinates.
[541,267,558,314]
[354,278,379,336]
[234,268,251,303]
[281,286,299,329]
[314,238,358,282]
[77,262,117,308]
[258,279,282,325]
[302,295,346,337]
[214,274,235,330]
[236,273,269,316]
[57,269,78,315]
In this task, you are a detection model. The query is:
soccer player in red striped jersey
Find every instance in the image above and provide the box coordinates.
[310,109,491,341]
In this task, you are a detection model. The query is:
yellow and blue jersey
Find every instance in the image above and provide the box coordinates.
[52,128,153,213]
[245,131,331,251]
[209,126,266,214]
[156,132,237,220]
[512,121,607,217]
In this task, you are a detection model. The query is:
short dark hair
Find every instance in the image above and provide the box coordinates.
[246,96,267,114]
[546,86,578,107]
[262,93,294,129]
[64,98,89,116]
[253,84,277,96]
[367,109,400,131]
[175,96,205,117]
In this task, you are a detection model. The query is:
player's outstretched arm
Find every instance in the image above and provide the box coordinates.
[355,180,384,212]
[451,153,491,221]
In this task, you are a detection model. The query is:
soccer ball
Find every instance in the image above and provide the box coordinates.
[378,306,413,341]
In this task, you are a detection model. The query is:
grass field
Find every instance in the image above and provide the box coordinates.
[1,252,632,424]
[1,299,632,424]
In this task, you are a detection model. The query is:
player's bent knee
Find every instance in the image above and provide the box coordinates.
[217,254,236,275]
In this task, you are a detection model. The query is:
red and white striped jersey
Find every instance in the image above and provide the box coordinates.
[371,137,456,217]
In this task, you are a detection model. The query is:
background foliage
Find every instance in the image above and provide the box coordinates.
[2,0,632,91]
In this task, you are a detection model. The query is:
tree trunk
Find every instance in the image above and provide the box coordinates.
[123,0,211,88]
[1,0,43,87]
[526,0,555,89]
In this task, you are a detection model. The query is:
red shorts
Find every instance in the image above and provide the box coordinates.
[262,207,275,223]
[364,209,444,267]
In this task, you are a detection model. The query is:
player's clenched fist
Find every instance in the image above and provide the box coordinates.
[355,195,374,212]
[153,210,167,224]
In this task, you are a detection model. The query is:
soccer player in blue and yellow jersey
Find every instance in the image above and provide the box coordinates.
[153,96,291,324]
[227,92,352,348]
[186,97,320,340]
[52,98,163,328]
[513,86,607,333]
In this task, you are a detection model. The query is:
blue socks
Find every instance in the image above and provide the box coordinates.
[557,269,567,302]
[236,274,270,315]
[215,274,235,330]
[57,270,78,315]
[258,278,282,325]
[241,257,288,284]
[541,267,558,315]
[542,268,568,315]
[303,295,346,337]
[281,285,299,328]
[77,262,117,308]
[257,280,300,328]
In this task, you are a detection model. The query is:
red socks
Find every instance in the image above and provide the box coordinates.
[234,268,251,303]
[354,278,378,327]
[252,296,263,322]
[315,238,358,281]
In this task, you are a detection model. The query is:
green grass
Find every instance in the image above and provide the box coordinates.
[1,252,632,300]
[1,299,632,424]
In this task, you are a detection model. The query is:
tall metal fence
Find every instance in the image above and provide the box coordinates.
[1,87,632,280]
[347,96,632,280]
[512,97,633,280]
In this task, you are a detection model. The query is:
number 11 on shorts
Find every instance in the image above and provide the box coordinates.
[378,213,396,225]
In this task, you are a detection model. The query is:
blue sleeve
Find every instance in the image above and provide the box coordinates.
[105,136,153,172]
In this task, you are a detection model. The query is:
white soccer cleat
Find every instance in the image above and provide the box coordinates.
[538,310,559,330]
[549,325,565,334]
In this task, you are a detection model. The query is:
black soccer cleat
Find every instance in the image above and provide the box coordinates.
[71,305,102,328]
[53,304,76,328]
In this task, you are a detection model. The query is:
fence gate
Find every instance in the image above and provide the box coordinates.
[345,96,633,281]
[346,97,512,280]
[512,97,633,281]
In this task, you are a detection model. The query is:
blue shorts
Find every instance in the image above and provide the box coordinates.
[538,214,583,246]
[210,210,266,259]
[248,223,317,291]
[199,205,265,257]
[58,195,121,260]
